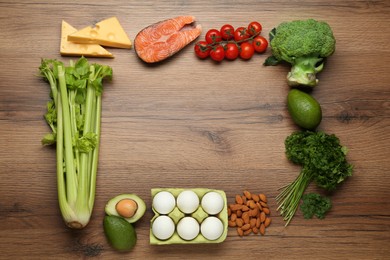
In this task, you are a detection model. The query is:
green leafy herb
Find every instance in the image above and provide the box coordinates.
[276,131,353,225]
[40,57,112,229]
[300,193,332,219]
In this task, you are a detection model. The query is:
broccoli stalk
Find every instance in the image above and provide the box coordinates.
[287,56,324,87]
[264,19,336,87]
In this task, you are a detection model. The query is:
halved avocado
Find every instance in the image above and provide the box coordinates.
[105,194,146,223]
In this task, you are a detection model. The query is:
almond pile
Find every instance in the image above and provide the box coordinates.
[228,191,271,236]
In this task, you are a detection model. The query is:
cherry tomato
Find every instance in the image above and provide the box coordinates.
[248,21,262,36]
[239,42,255,60]
[205,29,222,44]
[234,27,250,42]
[220,24,235,40]
[225,43,239,60]
[194,41,210,59]
[252,36,268,53]
[210,45,225,62]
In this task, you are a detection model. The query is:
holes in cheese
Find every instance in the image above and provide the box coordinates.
[68,17,132,49]
[60,20,113,58]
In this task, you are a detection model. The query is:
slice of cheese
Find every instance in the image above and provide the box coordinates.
[68,17,132,49]
[60,20,113,58]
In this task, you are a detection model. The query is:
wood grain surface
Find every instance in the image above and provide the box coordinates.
[1,0,389,259]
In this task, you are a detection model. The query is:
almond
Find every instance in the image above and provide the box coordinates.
[241,205,250,212]
[252,194,260,202]
[250,218,257,228]
[250,207,259,217]
[230,204,243,211]
[256,217,261,228]
[235,195,243,205]
[259,193,267,203]
[260,201,268,208]
[264,217,272,228]
[260,211,266,223]
[252,227,259,234]
[236,218,244,227]
[237,227,244,237]
[256,202,263,211]
[244,190,252,200]
[241,223,251,231]
[229,191,271,238]
[243,229,252,236]
[241,195,247,204]
[242,212,250,224]
[260,223,265,236]
[228,220,236,227]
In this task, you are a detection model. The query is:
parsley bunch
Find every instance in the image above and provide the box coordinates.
[300,193,332,219]
[276,131,353,225]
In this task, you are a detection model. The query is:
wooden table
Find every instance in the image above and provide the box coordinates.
[1,0,389,259]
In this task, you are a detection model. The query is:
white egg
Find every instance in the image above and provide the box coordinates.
[152,215,175,240]
[152,191,176,214]
[177,190,200,214]
[201,191,224,215]
[176,217,200,240]
[200,216,224,240]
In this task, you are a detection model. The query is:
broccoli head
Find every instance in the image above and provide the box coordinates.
[265,19,336,87]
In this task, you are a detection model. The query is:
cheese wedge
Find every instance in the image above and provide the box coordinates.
[68,17,132,49]
[60,20,113,58]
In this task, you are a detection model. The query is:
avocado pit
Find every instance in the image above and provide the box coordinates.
[116,199,138,218]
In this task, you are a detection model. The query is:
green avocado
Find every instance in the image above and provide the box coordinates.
[103,215,137,251]
[105,194,146,223]
[287,89,322,130]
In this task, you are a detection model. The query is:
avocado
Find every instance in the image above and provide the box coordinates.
[103,215,137,251]
[105,194,146,223]
[287,89,322,130]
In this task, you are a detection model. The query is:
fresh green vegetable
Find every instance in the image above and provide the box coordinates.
[300,193,332,219]
[264,19,336,87]
[103,215,137,251]
[40,57,112,229]
[276,131,353,225]
[105,194,146,223]
[287,89,322,130]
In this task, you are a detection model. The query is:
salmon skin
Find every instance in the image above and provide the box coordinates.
[134,16,202,63]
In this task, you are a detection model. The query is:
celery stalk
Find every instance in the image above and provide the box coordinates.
[58,65,78,208]
[40,58,112,229]
[89,95,101,210]
[56,83,77,224]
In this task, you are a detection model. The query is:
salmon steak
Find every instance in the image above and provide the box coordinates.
[134,16,202,63]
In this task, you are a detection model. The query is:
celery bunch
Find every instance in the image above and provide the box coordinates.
[40,57,112,229]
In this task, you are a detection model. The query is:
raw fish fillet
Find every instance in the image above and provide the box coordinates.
[134,16,202,63]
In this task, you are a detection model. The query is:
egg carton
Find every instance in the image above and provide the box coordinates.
[150,188,228,245]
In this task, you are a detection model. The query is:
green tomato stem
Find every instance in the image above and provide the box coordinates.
[204,31,262,48]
